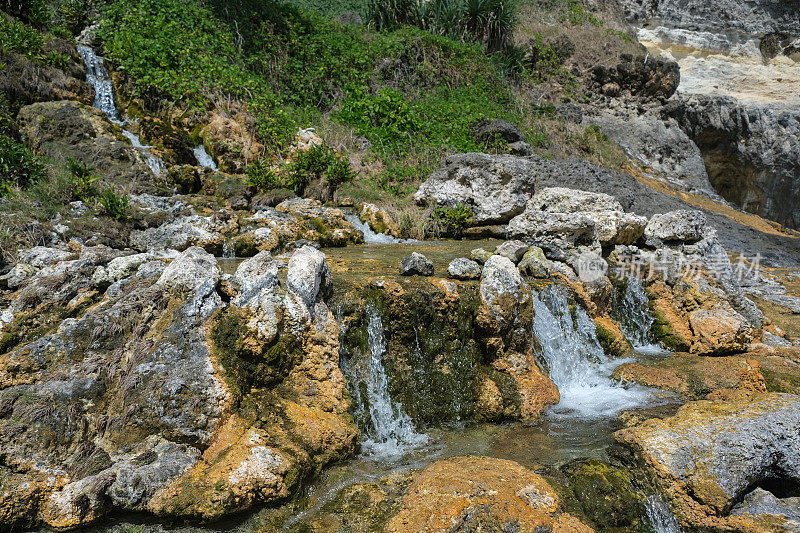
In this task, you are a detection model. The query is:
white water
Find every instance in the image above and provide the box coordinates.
[357,307,428,458]
[615,277,664,353]
[645,495,683,533]
[194,144,218,171]
[77,45,167,179]
[532,285,652,419]
[344,214,417,245]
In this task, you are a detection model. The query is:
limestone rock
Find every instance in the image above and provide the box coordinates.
[131,214,229,254]
[358,203,399,236]
[287,245,332,311]
[496,239,529,264]
[644,209,708,246]
[446,258,482,280]
[614,393,800,530]
[386,456,593,533]
[399,252,434,276]
[688,303,755,355]
[470,247,493,265]
[518,246,551,278]
[157,247,221,292]
[507,210,600,262]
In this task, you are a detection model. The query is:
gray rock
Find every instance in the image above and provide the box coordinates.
[18,246,74,268]
[399,252,434,276]
[644,210,708,245]
[480,255,524,312]
[472,118,527,144]
[131,214,226,253]
[0,262,37,289]
[518,247,550,278]
[507,210,600,262]
[732,487,800,525]
[287,245,332,310]
[157,247,221,291]
[508,141,532,156]
[470,248,494,265]
[446,258,482,280]
[495,240,530,264]
[549,261,578,282]
[233,250,279,303]
[91,252,156,288]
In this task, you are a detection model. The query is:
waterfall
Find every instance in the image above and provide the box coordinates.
[193,145,218,171]
[354,307,427,457]
[77,45,122,124]
[532,284,652,419]
[614,277,663,353]
[344,214,417,245]
[77,45,166,179]
[645,495,683,533]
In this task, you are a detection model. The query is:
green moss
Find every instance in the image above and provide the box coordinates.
[761,369,800,394]
[210,307,303,404]
[650,306,689,351]
[0,298,96,355]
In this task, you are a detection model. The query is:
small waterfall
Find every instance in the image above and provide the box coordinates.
[221,240,235,259]
[194,144,218,171]
[614,277,663,353]
[344,214,417,245]
[532,284,652,418]
[354,307,427,457]
[77,45,166,180]
[645,495,683,533]
[77,45,122,124]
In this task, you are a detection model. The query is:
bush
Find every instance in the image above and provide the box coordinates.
[246,159,281,191]
[337,87,418,149]
[0,16,45,57]
[428,202,473,238]
[67,157,100,201]
[97,188,130,220]
[0,135,45,195]
[287,143,354,193]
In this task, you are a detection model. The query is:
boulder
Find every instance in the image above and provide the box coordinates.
[518,246,551,278]
[470,247,494,264]
[687,303,755,355]
[386,456,592,533]
[472,118,527,144]
[399,252,434,276]
[496,240,530,263]
[446,258,482,280]
[614,393,800,531]
[644,210,709,246]
[507,210,600,262]
[358,202,399,236]
[414,153,543,224]
[287,245,332,310]
[130,214,230,254]
[157,247,220,291]
[480,255,524,318]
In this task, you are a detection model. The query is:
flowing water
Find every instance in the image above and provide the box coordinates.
[194,144,218,171]
[645,495,683,533]
[344,307,428,458]
[614,276,665,354]
[532,284,655,419]
[343,214,418,245]
[77,45,167,179]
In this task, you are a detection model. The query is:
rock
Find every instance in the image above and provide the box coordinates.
[496,239,529,263]
[386,456,592,533]
[509,140,533,156]
[614,393,800,530]
[472,118,527,144]
[399,252,434,277]
[591,53,680,99]
[358,202,399,236]
[644,209,708,245]
[157,247,220,291]
[524,187,647,246]
[470,247,494,264]
[130,214,230,254]
[446,258,482,280]
[480,255,524,319]
[287,245,332,311]
[18,246,74,268]
[201,110,264,173]
[0,263,37,290]
[507,210,600,262]
[91,252,157,288]
[518,246,550,278]
[16,101,159,190]
[731,488,800,527]
[231,250,279,301]
[586,112,716,197]
[414,153,542,224]
[688,303,755,355]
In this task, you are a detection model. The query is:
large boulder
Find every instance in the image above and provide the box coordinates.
[507,210,600,262]
[643,209,709,246]
[414,153,543,224]
[358,202,399,236]
[446,258,482,280]
[614,393,800,531]
[399,252,434,276]
[287,245,332,311]
[386,456,593,532]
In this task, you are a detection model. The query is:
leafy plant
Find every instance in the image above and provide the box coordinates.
[287,143,354,194]
[97,188,130,220]
[337,87,418,149]
[428,202,473,238]
[246,159,282,191]
[67,157,100,201]
[0,135,45,195]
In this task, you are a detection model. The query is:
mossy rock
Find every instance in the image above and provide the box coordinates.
[560,458,647,530]
[649,305,689,352]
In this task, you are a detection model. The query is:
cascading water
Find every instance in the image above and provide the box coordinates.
[645,495,683,533]
[194,144,218,171]
[532,284,652,418]
[77,45,167,180]
[614,277,664,354]
[344,214,418,245]
[350,307,427,457]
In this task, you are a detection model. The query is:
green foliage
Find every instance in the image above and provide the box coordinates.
[287,143,354,193]
[337,87,418,149]
[368,0,516,53]
[97,188,130,220]
[0,135,45,195]
[526,33,569,81]
[0,16,45,57]
[246,159,281,191]
[66,157,100,201]
[428,202,473,238]
[562,0,602,26]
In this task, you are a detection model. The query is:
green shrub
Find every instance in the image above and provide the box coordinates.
[0,16,45,57]
[246,159,281,191]
[287,143,354,193]
[428,202,473,238]
[0,135,46,195]
[67,157,100,201]
[97,188,130,220]
[337,87,418,149]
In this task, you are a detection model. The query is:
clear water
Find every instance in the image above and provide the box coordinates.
[615,276,665,353]
[532,284,655,419]
[349,307,428,458]
[645,495,683,533]
[194,144,218,171]
[344,213,418,245]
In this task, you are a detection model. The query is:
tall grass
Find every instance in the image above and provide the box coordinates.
[367,0,515,53]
